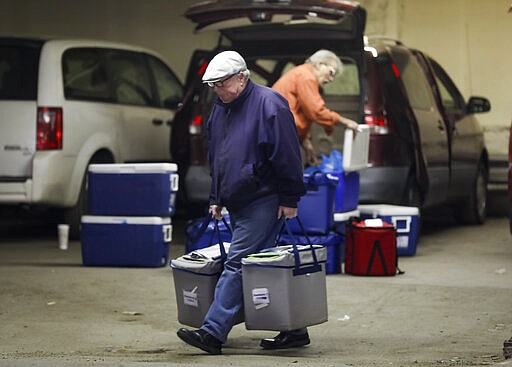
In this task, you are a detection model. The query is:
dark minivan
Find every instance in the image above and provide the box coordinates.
[173,0,490,224]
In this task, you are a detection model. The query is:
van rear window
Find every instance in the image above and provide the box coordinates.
[0,46,39,100]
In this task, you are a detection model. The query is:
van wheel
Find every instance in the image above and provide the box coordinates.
[454,163,487,225]
[64,153,113,240]
[403,175,422,208]
[64,174,87,240]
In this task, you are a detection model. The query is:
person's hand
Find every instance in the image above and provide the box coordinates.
[209,204,223,220]
[302,138,319,166]
[339,117,359,132]
[324,125,334,135]
[278,206,298,219]
[305,149,319,166]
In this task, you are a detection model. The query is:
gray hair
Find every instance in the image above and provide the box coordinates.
[241,69,251,80]
[306,49,343,73]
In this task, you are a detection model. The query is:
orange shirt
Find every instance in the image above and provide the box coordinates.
[272,63,341,141]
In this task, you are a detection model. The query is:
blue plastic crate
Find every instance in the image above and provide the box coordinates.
[81,215,172,267]
[288,172,338,234]
[330,171,360,212]
[88,163,179,217]
[185,215,232,253]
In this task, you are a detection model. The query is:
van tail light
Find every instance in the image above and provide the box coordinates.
[391,63,401,78]
[364,113,389,134]
[189,114,203,135]
[37,107,63,150]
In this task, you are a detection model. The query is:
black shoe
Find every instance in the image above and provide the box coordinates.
[260,331,310,350]
[177,328,222,355]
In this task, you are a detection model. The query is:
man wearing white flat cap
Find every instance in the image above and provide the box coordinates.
[177,50,308,354]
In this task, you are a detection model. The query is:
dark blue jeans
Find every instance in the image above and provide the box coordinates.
[201,194,281,343]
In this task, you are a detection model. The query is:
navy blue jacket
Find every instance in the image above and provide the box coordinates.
[206,80,305,211]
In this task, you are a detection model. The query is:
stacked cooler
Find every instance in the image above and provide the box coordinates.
[358,204,420,256]
[278,126,370,274]
[81,163,178,267]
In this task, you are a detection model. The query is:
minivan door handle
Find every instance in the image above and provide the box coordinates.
[152,118,163,126]
[437,121,445,131]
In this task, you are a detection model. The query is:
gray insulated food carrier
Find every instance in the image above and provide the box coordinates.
[170,243,229,328]
[242,244,328,331]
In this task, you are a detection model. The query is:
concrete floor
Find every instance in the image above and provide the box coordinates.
[0,190,511,366]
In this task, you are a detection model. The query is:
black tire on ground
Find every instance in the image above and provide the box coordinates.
[453,163,487,225]
[63,174,88,240]
[402,173,422,209]
[64,153,114,240]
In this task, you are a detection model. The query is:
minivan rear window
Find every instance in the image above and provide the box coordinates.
[0,45,39,100]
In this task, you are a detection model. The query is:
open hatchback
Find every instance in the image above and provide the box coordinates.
[175,0,367,205]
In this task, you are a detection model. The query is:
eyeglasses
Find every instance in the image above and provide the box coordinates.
[321,63,337,78]
[206,73,237,88]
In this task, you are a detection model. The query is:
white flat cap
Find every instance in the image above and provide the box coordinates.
[202,50,247,83]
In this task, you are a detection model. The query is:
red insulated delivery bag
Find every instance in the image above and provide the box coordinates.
[345,219,400,276]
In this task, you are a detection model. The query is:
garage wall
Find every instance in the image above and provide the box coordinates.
[0,0,216,78]
[362,0,511,157]
[0,0,510,157]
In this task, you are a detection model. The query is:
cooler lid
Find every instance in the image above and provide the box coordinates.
[88,163,178,174]
[333,209,360,222]
[242,245,327,266]
[358,204,419,216]
[81,215,171,225]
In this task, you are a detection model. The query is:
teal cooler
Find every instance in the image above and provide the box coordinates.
[81,215,172,267]
[358,204,420,256]
[88,163,179,217]
[288,172,338,234]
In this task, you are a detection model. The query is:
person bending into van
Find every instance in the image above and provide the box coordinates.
[176,50,307,354]
[272,49,359,166]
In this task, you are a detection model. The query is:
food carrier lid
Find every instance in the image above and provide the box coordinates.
[242,245,326,266]
[358,204,419,216]
[88,163,177,174]
[81,215,171,225]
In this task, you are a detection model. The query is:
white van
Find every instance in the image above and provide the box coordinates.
[0,37,183,237]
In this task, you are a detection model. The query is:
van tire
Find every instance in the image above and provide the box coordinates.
[453,162,487,225]
[64,152,114,240]
[64,175,87,240]
[403,173,422,209]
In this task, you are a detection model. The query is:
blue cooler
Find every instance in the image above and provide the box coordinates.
[288,172,338,234]
[185,215,232,253]
[277,232,344,275]
[88,163,179,217]
[330,171,360,212]
[81,215,172,267]
[358,204,420,256]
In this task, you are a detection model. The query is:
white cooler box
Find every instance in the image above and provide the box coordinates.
[358,204,420,256]
[242,244,327,331]
[170,243,229,328]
